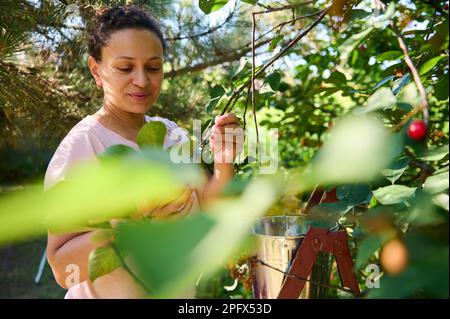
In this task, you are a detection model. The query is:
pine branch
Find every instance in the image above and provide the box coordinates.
[253,0,317,14]
[166,10,235,41]
[164,37,273,78]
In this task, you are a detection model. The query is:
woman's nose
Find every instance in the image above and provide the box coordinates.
[132,69,150,88]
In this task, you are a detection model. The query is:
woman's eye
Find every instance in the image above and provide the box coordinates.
[117,67,132,72]
[146,67,161,72]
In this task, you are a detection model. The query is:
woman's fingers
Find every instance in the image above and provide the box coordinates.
[214,113,239,126]
[166,194,194,220]
[131,188,195,220]
[151,188,195,219]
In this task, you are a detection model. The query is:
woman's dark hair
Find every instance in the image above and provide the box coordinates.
[87,5,166,61]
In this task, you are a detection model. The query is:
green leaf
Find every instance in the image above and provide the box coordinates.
[303,115,399,187]
[210,85,226,98]
[306,87,341,97]
[137,121,167,148]
[373,185,416,205]
[369,75,395,92]
[356,234,390,269]
[88,221,112,229]
[232,62,251,83]
[307,200,354,228]
[376,51,403,62]
[206,85,226,113]
[198,0,229,14]
[336,184,372,205]
[241,0,257,5]
[355,87,396,114]
[380,156,411,184]
[91,229,115,243]
[392,73,411,95]
[433,194,449,211]
[324,71,347,85]
[264,71,282,91]
[368,233,449,298]
[338,27,374,64]
[117,214,215,296]
[0,149,202,244]
[347,9,372,21]
[220,179,251,197]
[99,144,137,161]
[419,56,444,76]
[268,35,283,52]
[396,82,420,107]
[434,75,449,101]
[373,2,396,28]
[88,245,122,282]
[424,171,449,194]
[369,195,378,208]
[418,145,449,162]
[407,192,444,226]
[206,97,221,113]
[116,178,278,297]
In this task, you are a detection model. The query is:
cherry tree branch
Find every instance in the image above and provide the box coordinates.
[223,7,330,115]
[199,6,330,148]
[391,22,430,126]
[251,12,260,160]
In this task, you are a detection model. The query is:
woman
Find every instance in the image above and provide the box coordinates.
[45,5,242,299]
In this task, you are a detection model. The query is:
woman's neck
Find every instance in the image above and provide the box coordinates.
[93,103,146,142]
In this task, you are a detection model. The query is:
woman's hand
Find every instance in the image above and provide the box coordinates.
[209,113,244,165]
[132,188,195,220]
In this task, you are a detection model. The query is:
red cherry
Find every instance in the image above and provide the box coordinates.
[444,3,449,11]
[359,44,367,52]
[408,120,427,140]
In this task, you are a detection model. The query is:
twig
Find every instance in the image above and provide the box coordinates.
[243,84,251,132]
[413,8,438,68]
[372,0,431,129]
[217,10,323,59]
[251,13,261,165]
[405,147,435,184]
[391,107,421,132]
[390,24,430,126]
[419,0,449,16]
[424,8,438,42]
[264,10,324,37]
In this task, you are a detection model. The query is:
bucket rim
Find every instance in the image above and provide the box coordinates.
[251,214,340,238]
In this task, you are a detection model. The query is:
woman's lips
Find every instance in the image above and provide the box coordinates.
[128,93,150,101]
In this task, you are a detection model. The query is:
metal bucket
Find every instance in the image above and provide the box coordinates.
[251,215,336,299]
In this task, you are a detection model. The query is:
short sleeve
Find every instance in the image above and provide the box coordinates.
[149,116,190,149]
[44,131,103,191]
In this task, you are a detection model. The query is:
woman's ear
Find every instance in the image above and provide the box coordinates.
[87,56,102,88]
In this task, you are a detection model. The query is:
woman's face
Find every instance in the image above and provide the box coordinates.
[89,28,164,114]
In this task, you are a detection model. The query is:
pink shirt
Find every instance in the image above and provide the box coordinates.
[44,114,196,299]
[44,115,187,191]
